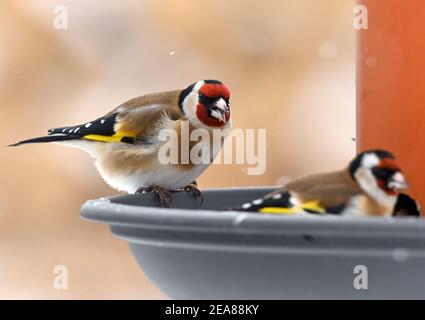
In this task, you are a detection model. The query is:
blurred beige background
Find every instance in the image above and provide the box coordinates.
[0,0,355,299]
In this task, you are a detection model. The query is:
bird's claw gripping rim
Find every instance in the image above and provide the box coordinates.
[175,181,204,205]
[136,185,173,207]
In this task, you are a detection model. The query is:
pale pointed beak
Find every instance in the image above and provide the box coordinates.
[210,98,229,122]
[214,98,227,112]
[388,172,410,191]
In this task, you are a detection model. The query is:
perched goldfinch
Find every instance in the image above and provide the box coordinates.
[234,150,411,217]
[10,80,232,206]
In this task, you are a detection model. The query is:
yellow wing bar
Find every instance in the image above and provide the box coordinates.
[83,130,137,143]
[259,201,326,215]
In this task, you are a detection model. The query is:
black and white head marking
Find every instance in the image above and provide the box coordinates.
[348,150,407,207]
[178,80,231,129]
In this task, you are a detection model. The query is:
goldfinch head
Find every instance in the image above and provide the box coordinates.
[179,80,231,128]
[349,150,409,198]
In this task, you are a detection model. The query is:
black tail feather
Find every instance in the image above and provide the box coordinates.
[8,135,78,147]
[227,191,292,212]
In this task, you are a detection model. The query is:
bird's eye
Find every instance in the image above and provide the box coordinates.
[198,94,215,105]
[372,167,394,179]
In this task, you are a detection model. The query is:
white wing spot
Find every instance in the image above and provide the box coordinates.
[272,193,282,200]
[290,196,300,206]
[74,127,80,133]
[85,123,92,128]
[252,199,263,205]
[242,203,252,209]
[100,119,105,124]
[62,129,66,132]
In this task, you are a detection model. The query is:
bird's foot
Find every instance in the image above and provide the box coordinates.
[175,181,203,205]
[135,185,173,207]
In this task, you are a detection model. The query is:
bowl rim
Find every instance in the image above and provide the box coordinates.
[80,187,425,238]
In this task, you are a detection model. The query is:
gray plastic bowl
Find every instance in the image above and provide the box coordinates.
[81,187,425,299]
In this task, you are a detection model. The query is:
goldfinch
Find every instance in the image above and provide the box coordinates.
[10,80,232,206]
[234,150,411,217]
